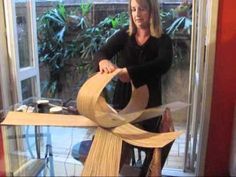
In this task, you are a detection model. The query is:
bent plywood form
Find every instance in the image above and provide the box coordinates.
[1,71,189,128]
[112,123,183,148]
[1,101,188,128]
[0,71,190,177]
[123,101,190,123]
[77,69,149,128]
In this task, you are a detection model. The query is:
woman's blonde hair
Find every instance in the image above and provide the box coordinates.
[128,0,163,38]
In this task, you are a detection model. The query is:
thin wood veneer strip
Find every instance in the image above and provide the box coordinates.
[1,111,97,127]
[112,123,182,148]
[77,69,149,128]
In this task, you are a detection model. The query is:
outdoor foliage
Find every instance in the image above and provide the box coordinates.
[37,3,128,97]
[37,2,191,98]
[161,1,192,63]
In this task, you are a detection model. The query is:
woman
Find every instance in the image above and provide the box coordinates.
[94,0,173,175]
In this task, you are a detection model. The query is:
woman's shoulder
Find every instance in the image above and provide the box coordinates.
[114,26,129,37]
[151,33,172,42]
[108,26,129,42]
[150,33,172,49]
[154,33,172,46]
[159,33,172,41]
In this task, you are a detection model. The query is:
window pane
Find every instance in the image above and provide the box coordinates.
[15,0,33,68]
[21,77,36,100]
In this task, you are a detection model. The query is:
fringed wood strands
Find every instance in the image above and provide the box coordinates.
[82,127,122,176]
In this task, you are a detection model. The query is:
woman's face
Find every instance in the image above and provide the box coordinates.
[130,0,150,29]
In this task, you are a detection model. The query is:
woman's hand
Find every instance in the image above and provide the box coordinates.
[118,68,130,83]
[99,59,117,73]
[99,60,130,83]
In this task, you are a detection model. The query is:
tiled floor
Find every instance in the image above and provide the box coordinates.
[164,121,186,169]
[24,122,187,176]
[131,121,187,170]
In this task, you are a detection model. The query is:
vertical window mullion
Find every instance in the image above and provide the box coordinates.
[4,0,22,103]
[4,0,40,103]
[29,0,41,98]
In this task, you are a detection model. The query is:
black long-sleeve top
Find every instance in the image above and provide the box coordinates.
[94,28,173,112]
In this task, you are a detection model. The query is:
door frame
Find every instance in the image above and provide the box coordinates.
[3,0,40,103]
[0,0,12,109]
[0,0,219,176]
[163,0,219,175]
[195,0,219,176]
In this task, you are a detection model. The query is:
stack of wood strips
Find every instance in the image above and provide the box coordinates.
[82,127,122,176]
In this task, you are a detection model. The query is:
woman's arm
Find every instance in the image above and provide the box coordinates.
[94,28,128,73]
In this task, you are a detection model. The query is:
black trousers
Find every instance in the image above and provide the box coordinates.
[138,117,162,177]
[120,116,167,177]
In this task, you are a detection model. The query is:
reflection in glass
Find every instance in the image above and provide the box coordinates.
[0,100,95,176]
[15,0,32,68]
[21,77,36,100]
[2,124,94,176]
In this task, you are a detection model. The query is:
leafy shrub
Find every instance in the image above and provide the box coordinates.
[37,2,191,98]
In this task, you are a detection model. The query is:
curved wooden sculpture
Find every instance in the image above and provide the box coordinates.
[2,69,189,176]
[77,69,184,176]
[77,69,149,128]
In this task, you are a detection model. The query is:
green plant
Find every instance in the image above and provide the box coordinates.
[79,3,92,16]
[37,3,92,97]
[37,3,129,98]
[77,12,129,61]
[161,2,192,63]
[37,2,192,99]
